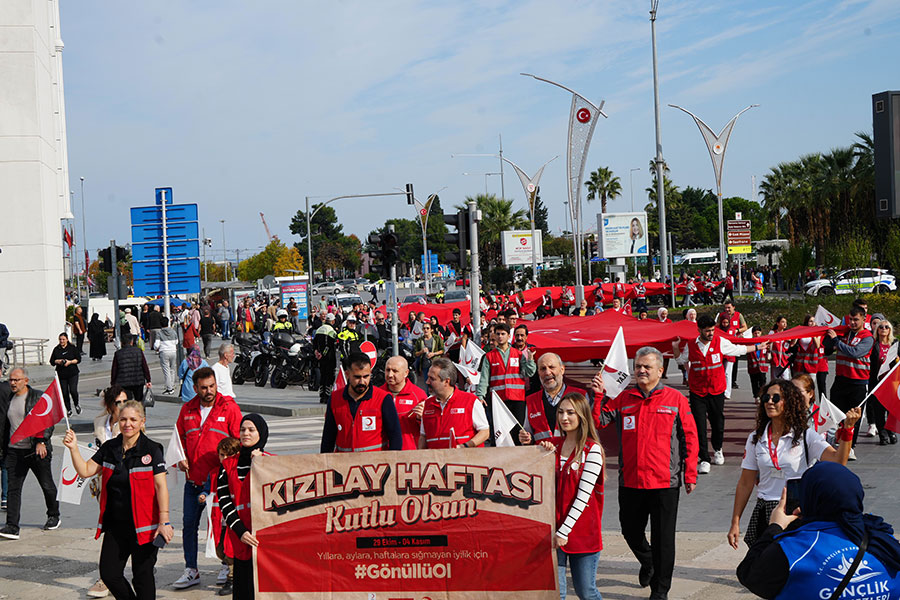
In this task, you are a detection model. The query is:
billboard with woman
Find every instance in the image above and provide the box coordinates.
[597,212,649,258]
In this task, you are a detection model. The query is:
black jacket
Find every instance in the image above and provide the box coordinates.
[0,385,54,457]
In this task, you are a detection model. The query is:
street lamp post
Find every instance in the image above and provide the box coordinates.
[501,156,558,284]
[629,167,641,212]
[450,134,506,199]
[80,176,87,300]
[220,220,227,282]
[669,103,758,277]
[462,172,501,196]
[650,0,669,281]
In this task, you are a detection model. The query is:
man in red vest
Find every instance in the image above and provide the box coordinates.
[379,355,426,450]
[676,314,764,474]
[826,305,874,457]
[418,358,489,449]
[321,352,402,453]
[716,299,748,391]
[476,322,536,444]
[518,352,586,444]
[174,367,242,590]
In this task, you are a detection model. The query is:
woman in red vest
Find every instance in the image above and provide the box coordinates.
[790,315,822,382]
[768,316,791,380]
[63,400,174,600]
[218,414,271,600]
[538,393,605,600]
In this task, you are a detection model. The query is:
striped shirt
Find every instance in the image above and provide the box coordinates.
[217,461,252,539]
[557,444,604,539]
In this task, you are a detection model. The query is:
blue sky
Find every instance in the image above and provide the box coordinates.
[60,0,900,264]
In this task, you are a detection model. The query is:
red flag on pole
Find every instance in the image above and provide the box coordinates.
[63,228,74,249]
[334,365,347,393]
[10,377,66,446]
[871,363,900,421]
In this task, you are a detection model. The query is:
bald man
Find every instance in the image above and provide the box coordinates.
[519,353,588,444]
[378,356,427,450]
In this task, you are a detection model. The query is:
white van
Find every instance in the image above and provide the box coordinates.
[675,251,719,268]
[83,296,150,322]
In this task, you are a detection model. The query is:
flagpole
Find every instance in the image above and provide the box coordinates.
[857,361,900,408]
[57,376,70,431]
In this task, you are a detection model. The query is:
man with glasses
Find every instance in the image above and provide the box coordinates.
[0,368,60,539]
[593,347,699,600]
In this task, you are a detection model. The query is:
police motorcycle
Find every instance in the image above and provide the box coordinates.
[371,334,416,387]
[231,331,263,385]
[269,331,316,389]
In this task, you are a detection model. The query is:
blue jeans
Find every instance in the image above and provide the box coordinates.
[183,481,207,570]
[557,549,602,600]
[1,464,7,501]
[220,319,231,339]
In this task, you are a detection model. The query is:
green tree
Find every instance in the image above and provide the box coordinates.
[289,203,344,273]
[237,239,291,281]
[585,167,622,214]
[533,190,549,236]
[455,194,527,268]
[779,244,813,296]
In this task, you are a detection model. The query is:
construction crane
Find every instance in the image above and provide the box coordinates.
[259,212,277,242]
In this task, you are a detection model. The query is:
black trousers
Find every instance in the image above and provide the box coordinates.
[59,373,80,411]
[319,360,336,402]
[816,371,829,402]
[689,392,725,463]
[75,333,85,355]
[830,377,868,446]
[749,373,767,399]
[233,557,254,600]
[619,486,680,597]
[4,448,59,529]
[99,518,159,600]
[123,385,144,403]
[201,334,213,358]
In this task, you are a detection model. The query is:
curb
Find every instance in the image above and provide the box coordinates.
[151,392,327,418]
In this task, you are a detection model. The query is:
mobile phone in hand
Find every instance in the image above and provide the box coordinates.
[785,479,801,514]
[152,534,167,548]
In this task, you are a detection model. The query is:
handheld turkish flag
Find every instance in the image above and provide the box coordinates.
[809,394,846,433]
[620,301,632,315]
[359,341,377,367]
[334,365,347,392]
[870,362,900,421]
[10,376,66,446]
[600,326,631,400]
[165,425,186,469]
[63,228,74,249]
[814,305,840,327]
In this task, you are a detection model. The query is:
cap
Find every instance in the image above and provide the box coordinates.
[346,315,357,322]
[325,313,335,321]
[872,313,886,321]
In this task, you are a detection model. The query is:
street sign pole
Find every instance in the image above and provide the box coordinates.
[160,189,171,320]
[468,199,482,345]
[110,239,122,344]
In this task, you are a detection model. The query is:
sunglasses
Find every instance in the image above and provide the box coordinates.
[761,393,782,404]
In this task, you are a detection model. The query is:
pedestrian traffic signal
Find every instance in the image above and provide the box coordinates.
[443,210,469,268]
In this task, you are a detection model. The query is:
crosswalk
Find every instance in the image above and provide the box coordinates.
[143,415,326,455]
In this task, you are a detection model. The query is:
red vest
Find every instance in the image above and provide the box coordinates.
[555,438,603,554]
[634,283,646,299]
[524,386,587,442]
[613,282,625,298]
[817,343,829,371]
[770,338,790,369]
[221,452,273,561]
[422,390,480,449]
[687,336,728,396]
[487,347,527,402]
[835,329,874,380]
[210,470,224,548]
[747,348,770,375]
[717,327,736,363]
[95,441,160,546]
[793,339,820,373]
[331,387,391,452]
[378,380,427,450]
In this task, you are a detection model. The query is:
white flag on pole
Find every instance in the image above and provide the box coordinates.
[165,425,186,469]
[454,362,481,387]
[814,305,841,327]
[204,500,218,558]
[57,444,94,505]
[492,391,519,448]
[880,344,899,377]
[810,394,846,433]
[459,340,485,369]
[601,327,631,400]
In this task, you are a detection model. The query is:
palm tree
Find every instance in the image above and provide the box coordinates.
[456,194,527,267]
[584,167,622,214]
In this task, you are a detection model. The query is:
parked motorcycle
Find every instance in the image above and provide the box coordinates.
[269,331,316,389]
[231,331,262,385]
[371,336,416,387]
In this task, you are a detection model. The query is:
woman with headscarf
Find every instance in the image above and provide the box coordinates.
[737,461,900,599]
[217,414,271,600]
[88,313,107,361]
[177,346,209,403]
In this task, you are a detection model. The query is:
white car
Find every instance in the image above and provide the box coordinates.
[328,293,364,314]
[804,268,896,296]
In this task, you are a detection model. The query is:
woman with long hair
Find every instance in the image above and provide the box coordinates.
[88,313,107,361]
[50,332,81,415]
[218,414,271,599]
[727,380,860,549]
[870,317,899,445]
[63,400,174,600]
[791,315,821,385]
[768,316,790,380]
[538,393,605,600]
[177,346,209,403]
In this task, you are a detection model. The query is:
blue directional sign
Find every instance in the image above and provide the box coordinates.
[130,187,201,298]
[132,239,200,262]
[130,204,198,225]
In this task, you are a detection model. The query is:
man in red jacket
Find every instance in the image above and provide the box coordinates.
[594,347,699,600]
[174,367,242,589]
[379,356,426,450]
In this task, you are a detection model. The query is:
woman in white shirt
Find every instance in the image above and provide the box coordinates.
[727,379,860,548]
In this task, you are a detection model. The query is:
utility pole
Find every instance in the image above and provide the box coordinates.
[650,1,669,280]
[468,198,482,344]
[110,239,122,344]
[389,224,399,357]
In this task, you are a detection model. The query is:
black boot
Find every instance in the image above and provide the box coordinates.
[879,431,889,446]
[889,431,898,445]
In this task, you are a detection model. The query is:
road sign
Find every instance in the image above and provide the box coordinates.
[130,204,198,225]
[155,187,173,205]
[728,245,752,255]
[727,219,752,254]
[360,341,377,367]
[132,239,200,262]
[385,282,397,314]
[132,221,199,243]
[133,273,201,296]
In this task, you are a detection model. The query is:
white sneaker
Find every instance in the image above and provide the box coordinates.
[712,449,725,465]
[698,461,711,474]
[217,564,230,585]
[867,424,878,437]
[848,448,857,461]
[172,568,200,589]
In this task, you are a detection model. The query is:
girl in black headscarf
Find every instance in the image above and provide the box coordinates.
[217,414,270,599]
[88,313,107,360]
[737,461,900,598]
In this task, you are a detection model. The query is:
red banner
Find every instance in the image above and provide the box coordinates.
[251,449,557,600]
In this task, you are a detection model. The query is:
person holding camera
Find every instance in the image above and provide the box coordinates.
[62,399,173,600]
[727,379,859,550]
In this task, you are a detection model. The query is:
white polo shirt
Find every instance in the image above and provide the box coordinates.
[740,426,831,501]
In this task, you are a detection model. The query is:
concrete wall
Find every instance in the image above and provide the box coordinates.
[0,0,69,352]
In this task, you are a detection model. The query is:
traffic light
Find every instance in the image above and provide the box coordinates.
[367,230,400,277]
[99,246,128,273]
[443,210,469,268]
[405,183,415,206]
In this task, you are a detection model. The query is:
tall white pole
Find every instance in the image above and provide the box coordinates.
[650,1,669,281]
[161,189,171,320]
[221,219,227,282]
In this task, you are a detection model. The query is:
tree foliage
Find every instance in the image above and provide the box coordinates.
[454,194,528,268]
[585,166,622,214]
[289,203,362,279]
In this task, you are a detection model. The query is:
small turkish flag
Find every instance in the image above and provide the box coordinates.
[871,362,900,421]
[334,365,347,392]
[63,228,74,249]
[10,376,66,446]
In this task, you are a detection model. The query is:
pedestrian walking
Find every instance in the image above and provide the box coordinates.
[153,320,178,395]
[519,352,587,445]
[314,313,338,405]
[212,344,236,400]
[62,400,174,600]
[88,313,107,361]
[746,327,769,401]
[217,300,232,340]
[825,305,873,458]
[146,305,163,349]
[378,356,427,450]
[869,317,899,445]
[110,334,151,403]
[73,305,87,355]
[178,347,208,403]
[769,316,791,380]
[476,322,536,444]
[200,308,216,358]
[50,332,81,415]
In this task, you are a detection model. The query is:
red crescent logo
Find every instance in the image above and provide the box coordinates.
[61,467,78,486]
[825,315,836,324]
[32,394,53,417]
[576,108,591,123]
